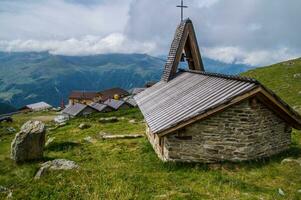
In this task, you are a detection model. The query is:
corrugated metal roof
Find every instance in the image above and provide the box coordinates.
[123,96,137,107]
[26,102,52,110]
[89,102,109,112]
[62,103,87,116]
[135,71,258,134]
[104,99,126,110]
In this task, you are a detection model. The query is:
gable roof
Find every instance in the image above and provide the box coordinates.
[69,91,100,100]
[99,88,129,101]
[23,102,52,111]
[62,103,91,116]
[89,102,111,112]
[162,18,204,82]
[135,69,301,135]
[104,99,127,110]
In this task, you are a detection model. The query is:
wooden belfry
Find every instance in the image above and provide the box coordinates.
[161,3,204,82]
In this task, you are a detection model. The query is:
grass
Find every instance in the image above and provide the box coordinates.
[0,108,301,199]
[0,58,301,199]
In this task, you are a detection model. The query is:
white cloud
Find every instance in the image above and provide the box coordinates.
[0,0,301,66]
[0,34,156,56]
[204,46,300,66]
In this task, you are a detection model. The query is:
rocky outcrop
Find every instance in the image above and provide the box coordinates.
[11,121,46,163]
[34,159,79,179]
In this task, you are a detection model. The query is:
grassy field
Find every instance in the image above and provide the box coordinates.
[0,58,301,199]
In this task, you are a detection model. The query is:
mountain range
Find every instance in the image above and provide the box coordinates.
[0,51,253,110]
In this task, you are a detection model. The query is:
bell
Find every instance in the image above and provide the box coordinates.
[180,53,185,62]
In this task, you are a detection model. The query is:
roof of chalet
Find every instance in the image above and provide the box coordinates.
[89,102,111,112]
[62,103,92,116]
[69,91,100,100]
[21,102,52,110]
[135,69,301,135]
[104,99,128,110]
[100,88,129,101]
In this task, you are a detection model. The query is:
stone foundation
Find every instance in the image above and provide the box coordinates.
[146,98,292,163]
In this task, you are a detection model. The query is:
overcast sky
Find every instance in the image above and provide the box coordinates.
[0,0,300,66]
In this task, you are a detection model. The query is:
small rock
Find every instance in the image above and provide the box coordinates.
[11,121,46,163]
[78,123,90,129]
[7,191,12,198]
[0,186,12,199]
[281,158,301,167]
[7,127,16,133]
[278,188,285,196]
[293,73,301,78]
[99,117,118,123]
[45,137,55,147]
[83,136,96,144]
[129,119,136,124]
[35,159,79,179]
[0,185,8,192]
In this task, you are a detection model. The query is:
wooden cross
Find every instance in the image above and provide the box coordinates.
[177,0,188,22]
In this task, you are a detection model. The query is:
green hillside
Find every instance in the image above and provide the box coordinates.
[0,52,165,107]
[0,59,301,199]
[0,103,16,115]
[242,57,301,113]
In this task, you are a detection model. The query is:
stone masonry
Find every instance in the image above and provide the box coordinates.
[146,98,292,163]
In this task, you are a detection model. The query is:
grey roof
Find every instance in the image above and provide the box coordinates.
[129,88,145,95]
[123,96,137,107]
[89,102,109,112]
[135,70,258,134]
[62,103,87,116]
[104,99,126,110]
[26,102,52,110]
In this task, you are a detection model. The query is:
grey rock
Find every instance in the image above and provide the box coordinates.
[7,127,16,133]
[79,123,90,129]
[0,185,8,192]
[281,158,301,167]
[83,136,96,144]
[99,117,118,123]
[293,73,301,78]
[129,119,136,124]
[35,159,79,179]
[11,121,46,163]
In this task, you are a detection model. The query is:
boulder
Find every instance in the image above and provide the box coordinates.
[34,159,79,179]
[78,123,90,129]
[11,121,46,163]
[99,117,118,123]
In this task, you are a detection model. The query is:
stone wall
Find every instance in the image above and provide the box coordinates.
[146,98,292,163]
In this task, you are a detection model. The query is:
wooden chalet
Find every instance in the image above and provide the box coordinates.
[69,91,102,105]
[99,88,129,101]
[135,19,301,163]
